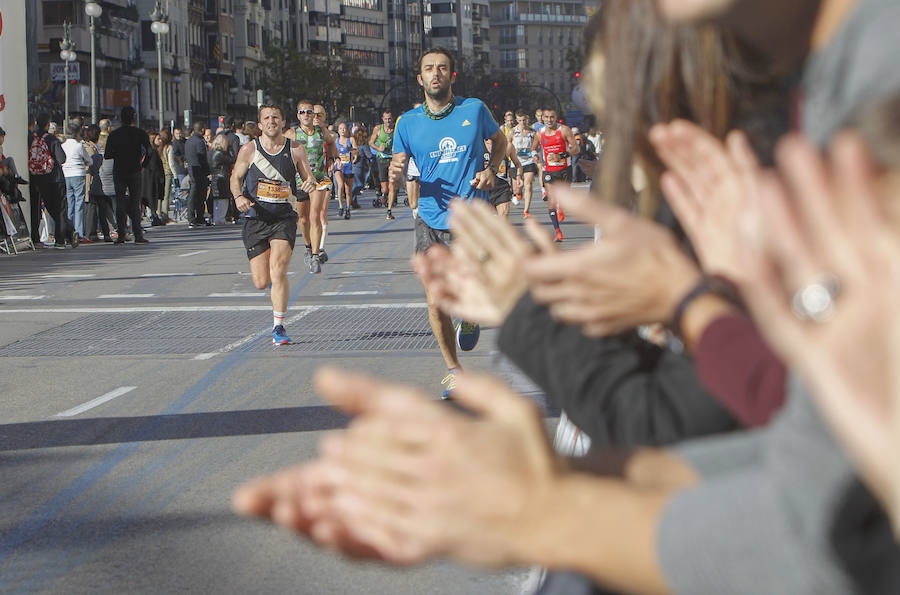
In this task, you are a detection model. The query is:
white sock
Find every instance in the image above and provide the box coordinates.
[273,311,285,328]
[319,224,328,250]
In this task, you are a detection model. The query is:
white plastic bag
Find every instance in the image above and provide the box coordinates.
[39,207,51,244]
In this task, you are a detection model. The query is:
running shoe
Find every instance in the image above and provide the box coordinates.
[319,249,328,264]
[71,233,80,249]
[523,210,531,219]
[272,325,292,345]
[309,254,322,274]
[304,246,313,267]
[344,208,351,220]
[455,320,480,351]
[440,370,458,400]
[386,210,395,221]
[553,229,564,243]
[542,189,548,201]
[511,196,521,206]
[338,207,344,217]
[557,208,565,222]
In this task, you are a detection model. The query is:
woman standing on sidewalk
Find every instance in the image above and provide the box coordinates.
[158,129,174,224]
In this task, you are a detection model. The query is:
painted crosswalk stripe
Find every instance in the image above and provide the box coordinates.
[0,295,45,300]
[97,294,155,298]
[41,274,96,279]
[320,291,379,296]
[56,386,137,417]
[178,250,208,258]
[207,292,269,297]
[141,273,196,277]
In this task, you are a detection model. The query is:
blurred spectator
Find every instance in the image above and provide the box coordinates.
[208,133,234,223]
[158,128,174,224]
[30,113,73,248]
[142,132,165,226]
[104,105,150,244]
[61,120,91,242]
[185,121,211,228]
[84,124,114,242]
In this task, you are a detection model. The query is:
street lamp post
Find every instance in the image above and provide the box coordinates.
[85,1,102,124]
[203,78,214,131]
[59,21,77,137]
[172,61,182,129]
[150,0,170,131]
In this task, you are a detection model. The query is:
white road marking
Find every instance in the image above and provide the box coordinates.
[178,250,208,258]
[141,273,197,277]
[97,294,155,299]
[0,302,427,314]
[320,291,379,296]
[41,274,96,279]
[208,292,269,297]
[56,386,137,417]
[237,271,296,275]
[0,295,45,300]
[339,271,396,275]
[192,308,320,360]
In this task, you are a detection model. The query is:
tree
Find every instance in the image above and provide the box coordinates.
[260,43,371,122]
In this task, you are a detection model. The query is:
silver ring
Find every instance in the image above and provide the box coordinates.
[792,274,841,322]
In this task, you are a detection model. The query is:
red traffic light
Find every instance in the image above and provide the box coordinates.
[493,82,499,87]
[574,72,581,78]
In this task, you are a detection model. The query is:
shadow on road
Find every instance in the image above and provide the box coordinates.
[0,406,350,451]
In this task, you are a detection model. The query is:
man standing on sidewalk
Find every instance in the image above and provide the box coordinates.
[104,106,151,244]
[184,122,211,228]
[390,47,508,398]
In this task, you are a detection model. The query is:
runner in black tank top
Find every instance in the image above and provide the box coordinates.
[231,105,316,345]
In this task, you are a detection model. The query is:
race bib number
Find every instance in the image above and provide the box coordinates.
[548,153,565,165]
[339,153,351,163]
[517,149,531,157]
[316,178,333,191]
[257,177,290,201]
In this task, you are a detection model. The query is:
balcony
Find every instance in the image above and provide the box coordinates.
[494,12,587,24]
[308,25,343,43]
[308,0,342,13]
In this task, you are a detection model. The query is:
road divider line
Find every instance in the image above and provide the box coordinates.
[97,294,155,299]
[192,307,321,360]
[41,274,95,278]
[0,295,45,300]
[339,271,395,275]
[177,250,208,258]
[320,291,379,296]
[0,302,428,314]
[207,292,269,297]
[56,386,137,417]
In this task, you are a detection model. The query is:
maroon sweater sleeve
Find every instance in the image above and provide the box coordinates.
[694,313,787,427]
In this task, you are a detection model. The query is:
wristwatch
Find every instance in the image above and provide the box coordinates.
[487,164,499,175]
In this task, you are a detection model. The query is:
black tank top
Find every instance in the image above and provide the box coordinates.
[242,137,298,220]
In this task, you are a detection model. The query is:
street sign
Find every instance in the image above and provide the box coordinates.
[50,62,80,82]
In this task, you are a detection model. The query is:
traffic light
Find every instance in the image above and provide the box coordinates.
[574,72,581,79]
[493,81,499,87]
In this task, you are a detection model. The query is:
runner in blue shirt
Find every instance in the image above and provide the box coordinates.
[390,47,508,398]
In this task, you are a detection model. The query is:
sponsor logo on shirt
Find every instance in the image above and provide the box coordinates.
[430,137,468,164]
[462,120,471,126]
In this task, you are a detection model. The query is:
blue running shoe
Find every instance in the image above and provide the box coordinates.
[440,370,458,400]
[272,325,292,345]
[455,320,480,351]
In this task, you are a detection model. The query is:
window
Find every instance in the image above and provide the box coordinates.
[499,49,516,69]
[344,20,384,38]
[517,49,527,69]
[247,21,259,47]
[341,48,385,66]
[431,2,454,13]
[499,26,515,45]
[431,26,456,37]
[343,0,383,10]
[43,1,74,25]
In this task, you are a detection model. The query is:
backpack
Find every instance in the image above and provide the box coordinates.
[28,133,54,175]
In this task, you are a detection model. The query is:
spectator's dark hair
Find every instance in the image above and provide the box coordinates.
[515,109,528,118]
[120,106,136,125]
[192,121,204,134]
[417,47,456,75]
[297,99,314,109]
[67,121,83,138]
[83,124,100,143]
[224,116,235,128]
[37,112,51,131]
[233,118,244,129]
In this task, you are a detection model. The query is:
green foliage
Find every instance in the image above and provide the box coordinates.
[260,44,372,120]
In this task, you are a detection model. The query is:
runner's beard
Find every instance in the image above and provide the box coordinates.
[424,80,452,104]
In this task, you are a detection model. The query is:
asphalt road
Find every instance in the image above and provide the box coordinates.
[0,188,591,594]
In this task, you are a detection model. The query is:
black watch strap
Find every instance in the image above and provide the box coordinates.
[670,275,741,337]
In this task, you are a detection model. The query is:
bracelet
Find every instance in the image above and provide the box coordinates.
[670,274,741,337]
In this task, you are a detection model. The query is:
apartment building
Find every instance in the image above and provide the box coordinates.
[489,0,588,108]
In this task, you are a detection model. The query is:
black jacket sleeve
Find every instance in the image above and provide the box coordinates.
[48,135,66,166]
[497,293,739,447]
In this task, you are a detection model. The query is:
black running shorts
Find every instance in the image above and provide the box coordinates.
[542,168,572,185]
[242,214,298,260]
[509,163,538,178]
[377,157,392,182]
[490,178,513,207]
[414,216,452,253]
